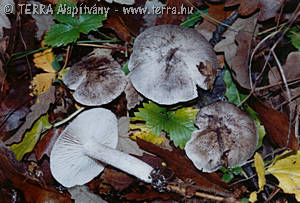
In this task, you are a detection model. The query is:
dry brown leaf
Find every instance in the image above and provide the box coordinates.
[101,168,134,191]
[137,138,232,196]
[156,0,203,25]
[249,96,299,150]
[226,0,284,21]
[5,86,55,145]
[0,142,71,203]
[104,16,131,42]
[124,79,143,110]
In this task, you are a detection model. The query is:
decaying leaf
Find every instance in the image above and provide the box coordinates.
[68,185,107,203]
[249,97,298,150]
[0,142,72,202]
[5,86,55,145]
[9,114,52,161]
[227,0,285,21]
[104,16,131,42]
[156,0,203,25]
[130,124,166,145]
[117,117,145,156]
[215,14,258,88]
[124,79,143,110]
[131,102,198,149]
[137,139,231,195]
[267,150,300,201]
[101,167,134,191]
[254,153,266,191]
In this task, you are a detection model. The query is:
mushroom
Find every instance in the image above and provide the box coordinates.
[185,101,258,172]
[63,49,127,106]
[128,24,218,105]
[50,108,154,187]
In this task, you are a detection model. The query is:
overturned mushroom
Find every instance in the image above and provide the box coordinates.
[63,49,127,106]
[50,108,154,187]
[128,25,218,105]
[185,101,258,172]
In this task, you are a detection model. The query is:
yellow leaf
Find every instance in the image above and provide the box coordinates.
[267,150,300,201]
[33,48,56,73]
[254,153,266,191]
[130,124,165,145]
[249,191,257,202]
[30,73,55,96]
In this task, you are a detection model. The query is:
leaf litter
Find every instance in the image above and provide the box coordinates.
[1,0,300,202]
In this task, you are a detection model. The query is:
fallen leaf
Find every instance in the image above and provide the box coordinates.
[34,127,63,161]
[156,0,203,25]
[68,185,107,203]
[30,1,55,40]
[248,96,298,150]
[0,142,72,203]
[104,16,131,42]
[124,79,143,110]
[9,114,52,161]
[215,13,258,73]
[137,139,232,196]
[124,188,180,201]
[117,117,145,156]
[101,167,134,191]
[0,80,32,137]
[254,153,266,191]
[227,0,284,21]
[130,124,166,145]
[249,191,258,202]
[5,85,55,145]
[267,150,300,201]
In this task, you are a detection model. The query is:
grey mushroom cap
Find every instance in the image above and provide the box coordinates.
[185,101,258,172]
[128,25,218,105]
[63,50,127,106]
[50,108,118,187]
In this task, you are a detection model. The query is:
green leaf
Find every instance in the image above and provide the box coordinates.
[121,62,130,75]
[241,198,249,203]
[223,68,266,149]
[44,24,80,47]
[232,166,243,175]
[54,0,78,26]
[78,14,106,34]
[287,26,300,51]
[44,0,107,47]
[9,115,52,161]
[180,10,208,27]
[222,173,234,183]
[224,68,247,105]
[132,102,198,149]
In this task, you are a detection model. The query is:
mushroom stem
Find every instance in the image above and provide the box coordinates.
[84,141,153,183]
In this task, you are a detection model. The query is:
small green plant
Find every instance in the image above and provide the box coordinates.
[221,166,247,183]
[131,102,198,149]
[287,26,300,51]
[44,0,106,47]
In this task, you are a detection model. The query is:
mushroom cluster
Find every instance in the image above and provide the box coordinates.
[185,101,258,172]
[128,25,218,105]
[50,108,154,187]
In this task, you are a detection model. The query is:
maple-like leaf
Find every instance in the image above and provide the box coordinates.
[44,0,106,47]
[131,102,198,149]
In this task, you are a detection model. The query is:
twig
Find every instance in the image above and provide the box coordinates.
[76,43,126,51]
[272,50,293,147]
[264,187,281,203]
[255,77,300,91]
[62,45,71,70]
[167,184,234,202]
